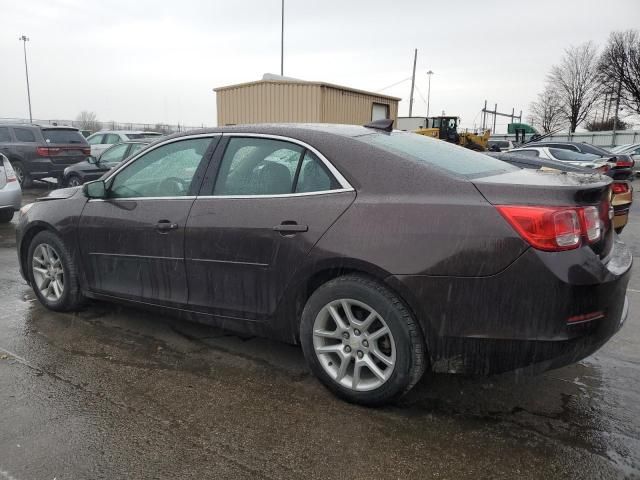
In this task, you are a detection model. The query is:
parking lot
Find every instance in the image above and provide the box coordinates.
[0,185,638,479]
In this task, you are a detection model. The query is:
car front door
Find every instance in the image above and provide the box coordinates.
[185,135,356,321]
[78,135,219,306]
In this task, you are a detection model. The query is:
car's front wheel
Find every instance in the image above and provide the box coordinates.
[27,230,84,311]
[300,275,426,406]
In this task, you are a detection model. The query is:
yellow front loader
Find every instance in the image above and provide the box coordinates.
[414,116,490,151]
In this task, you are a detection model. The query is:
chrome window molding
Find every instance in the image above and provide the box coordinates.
[94,131,355,201]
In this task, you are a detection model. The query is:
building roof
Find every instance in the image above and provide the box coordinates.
[214,75,401,102]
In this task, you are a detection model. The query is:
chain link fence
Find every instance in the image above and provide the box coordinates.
[0,117,209,135]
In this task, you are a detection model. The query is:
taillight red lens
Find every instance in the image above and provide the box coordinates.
[611,182,629,194]
[82,147,91,155]
[497,205,604,251]
[36,147,62,156]
[616,160,634,168]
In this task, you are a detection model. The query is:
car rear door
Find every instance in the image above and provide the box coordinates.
[78,134,219,306]
[184,134,355,321]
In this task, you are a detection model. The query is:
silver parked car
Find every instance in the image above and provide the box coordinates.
[0,153,22,223]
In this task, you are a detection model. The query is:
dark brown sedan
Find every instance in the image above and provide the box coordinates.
[15,123,631,405]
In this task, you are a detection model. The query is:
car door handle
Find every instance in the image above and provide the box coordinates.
[156,220,179,233]
[273,222,308,234]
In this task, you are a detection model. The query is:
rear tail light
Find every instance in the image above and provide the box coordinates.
[82,147,91,155]
[615,160,634,168]
[497,205,604,252]
[36,147,62,156]
[611,182,629,194]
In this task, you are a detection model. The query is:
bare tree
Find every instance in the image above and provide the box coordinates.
[599,30,640,116]
[75,111,102,132]
[548,42,602,132]
[529,87,565,133]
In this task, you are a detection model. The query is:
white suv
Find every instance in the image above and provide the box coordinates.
[86,131,148,157]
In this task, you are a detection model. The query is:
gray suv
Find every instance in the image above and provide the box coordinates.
[0,124,90,187]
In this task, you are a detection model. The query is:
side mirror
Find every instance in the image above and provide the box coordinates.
[83,180,107,199]
[87,156,98,164]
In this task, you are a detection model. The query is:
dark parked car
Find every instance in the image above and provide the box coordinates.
[16,124,631,405]
[527,141,634,179]
[63,140,152,187]
[0,124,90,187]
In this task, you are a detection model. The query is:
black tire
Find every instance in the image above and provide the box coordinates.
[27,230,84,312]
[0,209,14,223]
[66,175,82,187]
[11,161,32,188]
[300,274,426,406]
[615,226,624,235]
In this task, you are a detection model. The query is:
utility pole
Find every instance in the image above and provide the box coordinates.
[426,70,434,117]
[280,0,284,76]
[19,35,33,123]
[408,49,417,117]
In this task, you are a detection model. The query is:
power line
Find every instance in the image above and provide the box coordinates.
[376,76,412,92]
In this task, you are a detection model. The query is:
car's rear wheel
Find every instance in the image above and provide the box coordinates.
[11,161,32,188]
[0,209,14,223]
[66,175,82,187]
[27,231,84,311]
[300,275,426,406]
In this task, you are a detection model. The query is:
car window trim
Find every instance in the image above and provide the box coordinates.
[199,132,353,199]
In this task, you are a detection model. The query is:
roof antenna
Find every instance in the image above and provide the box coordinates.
[364,118,394,132]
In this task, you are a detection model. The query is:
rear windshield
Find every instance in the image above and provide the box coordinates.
[489,141,509,148]
[126,133,145,139]
[42,129,86,144]
[356,132,516,178]
[549,148,600,161]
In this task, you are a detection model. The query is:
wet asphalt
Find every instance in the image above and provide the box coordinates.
[0,184,639,480]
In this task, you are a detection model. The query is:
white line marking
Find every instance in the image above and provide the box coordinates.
[0,347,36,370]
[627,288,640,293]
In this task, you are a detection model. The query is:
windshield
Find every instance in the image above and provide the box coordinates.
[125,133,145,139]
[355,131,517,178]
[42,129,86,144]
[549,148,601,161]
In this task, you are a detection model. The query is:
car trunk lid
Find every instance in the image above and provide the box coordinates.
[40,128,90,165]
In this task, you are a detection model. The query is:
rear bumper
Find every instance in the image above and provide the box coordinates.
[0,181,22,211]
[390,238,632,375]
[25,158,85,178]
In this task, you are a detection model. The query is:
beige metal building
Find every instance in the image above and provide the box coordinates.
[214,76,400,127]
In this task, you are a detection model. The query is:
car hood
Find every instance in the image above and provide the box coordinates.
[36,186,83,202]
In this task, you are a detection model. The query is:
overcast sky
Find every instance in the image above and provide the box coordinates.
[2,0,639,132]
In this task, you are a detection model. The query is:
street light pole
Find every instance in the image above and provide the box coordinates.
[19,35,33,123]
[280,0,284,76]
[426,70,434,118]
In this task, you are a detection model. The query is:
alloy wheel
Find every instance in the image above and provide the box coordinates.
[32,244,64,302]
[312,298,396,391]
[13,164,25,185]
[68,176,81,187]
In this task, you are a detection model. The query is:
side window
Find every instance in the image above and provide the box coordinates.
[88,134,103,145]
[0,127,11,143]
[109,137,212,199]
[128,143,147,156]
[100,143,130,163]
[295,151,340,193]
[213,138,303,195]
[14,128,36,143]
[104,134,120,144]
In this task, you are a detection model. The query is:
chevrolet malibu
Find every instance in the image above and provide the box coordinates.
[16,123,631,405]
